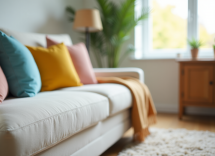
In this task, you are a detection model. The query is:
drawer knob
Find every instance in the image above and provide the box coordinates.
[209,81,213,85]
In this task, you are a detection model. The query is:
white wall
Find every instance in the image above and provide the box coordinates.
[121,59,179,113]
[0,0,83,44]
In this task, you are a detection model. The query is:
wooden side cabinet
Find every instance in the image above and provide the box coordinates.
[177,59,215,119]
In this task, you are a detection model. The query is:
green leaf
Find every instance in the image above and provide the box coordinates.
[66,7,76,22]
[188,38,203,49]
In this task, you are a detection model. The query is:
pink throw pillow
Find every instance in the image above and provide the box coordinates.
[46,36,97,84]
[0,67,9,103]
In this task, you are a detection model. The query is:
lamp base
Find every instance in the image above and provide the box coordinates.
[85,27,90,53]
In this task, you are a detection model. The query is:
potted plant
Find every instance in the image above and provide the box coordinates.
[188,38,203,59]
[213,39,215,58]
[66,0,149,68]
[213,45,215,57]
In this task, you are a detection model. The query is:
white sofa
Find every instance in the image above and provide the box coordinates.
[0,28,144,156]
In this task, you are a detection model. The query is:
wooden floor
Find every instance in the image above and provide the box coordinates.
[101,113,215,156]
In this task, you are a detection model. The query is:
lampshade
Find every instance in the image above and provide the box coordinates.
[73,9,103,32]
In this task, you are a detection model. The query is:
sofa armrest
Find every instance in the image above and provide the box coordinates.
[93,68,144,83]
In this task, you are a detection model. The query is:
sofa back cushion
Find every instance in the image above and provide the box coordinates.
[46,37,97,84]
[0,31,41,97]
[26,43,82,91]
[0,67,8,103]
[0,28,72,47]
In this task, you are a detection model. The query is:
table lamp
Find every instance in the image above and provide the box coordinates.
[73,9,103,53]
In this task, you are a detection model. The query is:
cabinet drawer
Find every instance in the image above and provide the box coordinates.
[182,65,214,103]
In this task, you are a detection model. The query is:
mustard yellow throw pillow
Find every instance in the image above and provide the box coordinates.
[26,43,82,91]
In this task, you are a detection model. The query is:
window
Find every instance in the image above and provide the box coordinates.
[198,0,215,49]
[152,0,188,50]
[135,0,215,59]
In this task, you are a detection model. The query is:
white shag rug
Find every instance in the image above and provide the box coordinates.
[118,128,215,156]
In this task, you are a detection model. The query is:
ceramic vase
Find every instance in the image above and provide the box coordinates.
[214,49,215,58]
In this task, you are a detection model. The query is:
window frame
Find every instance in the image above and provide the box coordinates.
[134,0,214,59]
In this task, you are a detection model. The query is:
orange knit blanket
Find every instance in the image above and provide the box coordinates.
[97,77,157,142]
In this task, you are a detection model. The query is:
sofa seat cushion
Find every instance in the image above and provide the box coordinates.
[60,83,133,116]
[0,91,109,156]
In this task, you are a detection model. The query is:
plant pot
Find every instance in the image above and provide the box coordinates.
[191,48,199,59]
[214,49,215,58]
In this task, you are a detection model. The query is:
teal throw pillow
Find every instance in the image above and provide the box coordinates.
[0,31,41,97]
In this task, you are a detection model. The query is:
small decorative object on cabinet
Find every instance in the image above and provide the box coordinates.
[177,59,215,119]
[213,44,215,57]
[188,38,203,59]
